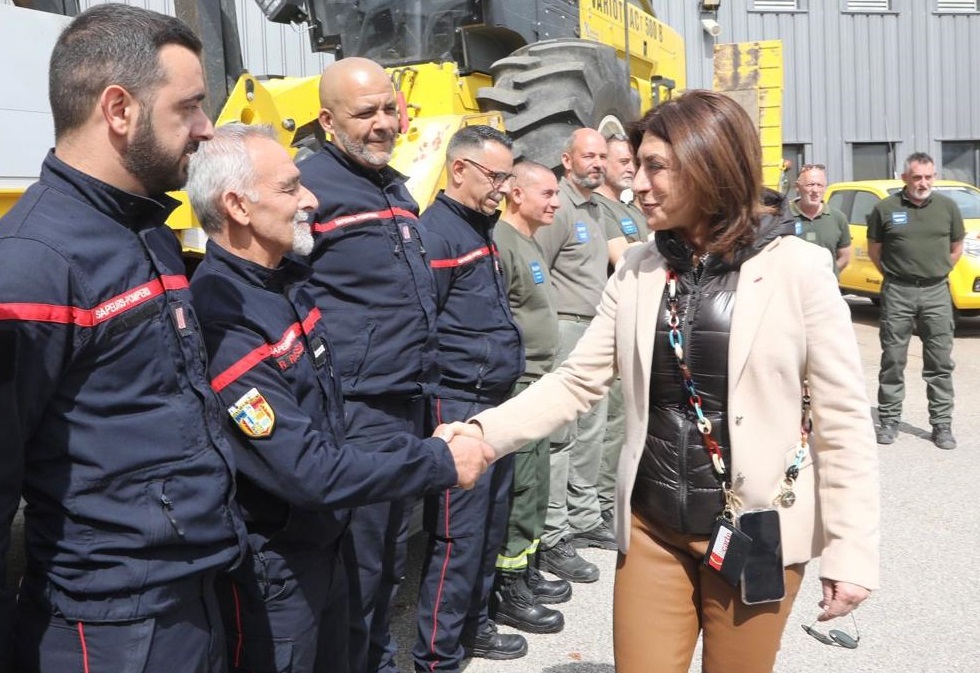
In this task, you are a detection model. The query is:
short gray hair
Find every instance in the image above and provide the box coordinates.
[904,151,934,173]
[186,123,279,234]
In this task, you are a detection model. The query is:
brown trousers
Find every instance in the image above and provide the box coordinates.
[614,513,805,673]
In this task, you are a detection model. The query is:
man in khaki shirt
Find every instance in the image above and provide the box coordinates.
[532,128,615,583]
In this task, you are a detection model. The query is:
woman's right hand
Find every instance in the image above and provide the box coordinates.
[817,578,871,620]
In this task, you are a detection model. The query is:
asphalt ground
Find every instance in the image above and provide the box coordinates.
[390,297,980,673]
[6,297,979,672]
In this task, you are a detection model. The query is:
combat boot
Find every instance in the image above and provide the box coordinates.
[526,564,572,604]
[464,621,528,660]
[492,572,564,634]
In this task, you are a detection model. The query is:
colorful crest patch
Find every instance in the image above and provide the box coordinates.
[228,387,276,438]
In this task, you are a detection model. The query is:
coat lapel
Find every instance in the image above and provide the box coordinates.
[633,252,666,395]
[729,239,781,387]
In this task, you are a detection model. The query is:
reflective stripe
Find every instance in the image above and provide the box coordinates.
[495,539,540,570]
[430,245,496,269]
[211,308,321,392]
[313,207,417,233]
[0,275,188,327]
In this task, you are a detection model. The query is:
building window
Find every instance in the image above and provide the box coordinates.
[845,0,890,10]
[942,141,980,185]
[754,0,799,10]
[937,0,978,11]
[852,143,894,180]
[781,144,806,195]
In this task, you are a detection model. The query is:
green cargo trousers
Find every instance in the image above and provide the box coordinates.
[543,318,608,549]
[496,382,551,572]
[877,278,955,425]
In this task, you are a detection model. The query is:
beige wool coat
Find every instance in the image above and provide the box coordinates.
[474,235,880,591]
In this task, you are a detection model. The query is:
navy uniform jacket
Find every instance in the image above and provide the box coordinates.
[421,193,524,402]
[190,242,459,552]
[0,153,246,645]
[298,143,438,399]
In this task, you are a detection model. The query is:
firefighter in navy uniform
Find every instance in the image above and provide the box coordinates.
[186,124,493,673]
[412,126,526,672]
[0,7,247,672]
[297,57,439,673]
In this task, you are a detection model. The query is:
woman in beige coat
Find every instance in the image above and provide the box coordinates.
[464,91,879,672]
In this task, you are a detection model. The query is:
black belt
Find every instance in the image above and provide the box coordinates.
[557,312,594,323]
[885,274,947,287]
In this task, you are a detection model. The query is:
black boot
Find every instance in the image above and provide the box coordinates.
[492,572,564,634]
[526,564,572,604]
[464,620,528,660]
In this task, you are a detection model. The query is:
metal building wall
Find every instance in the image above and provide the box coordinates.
[0,0,333,77]
[650,0,980,182]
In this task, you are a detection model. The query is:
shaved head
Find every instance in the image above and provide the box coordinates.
[317,57,399,169]
[318,57,392,109]
[512,161,554,191]
[504,160,560,234]
[562,127,607,193]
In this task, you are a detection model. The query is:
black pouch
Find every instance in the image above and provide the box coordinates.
[738,509,786,605]
[702,517,752,587]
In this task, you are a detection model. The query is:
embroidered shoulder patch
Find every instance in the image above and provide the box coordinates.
[228,387,276,438]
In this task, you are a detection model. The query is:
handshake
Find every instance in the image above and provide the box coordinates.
[432,422,495,489]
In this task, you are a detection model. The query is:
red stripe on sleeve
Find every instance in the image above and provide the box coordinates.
[211,315,317,393]
[0,274,187,327]
[430,246,493,269]
[313,207,418,233]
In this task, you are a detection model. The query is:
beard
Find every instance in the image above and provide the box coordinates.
[572,169,604,191]
[333,126,395,168]
[611,174,634,192]
[123,112,197,195]
[292,212,315,257]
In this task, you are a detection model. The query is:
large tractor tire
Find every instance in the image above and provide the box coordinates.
[476,39,639,171]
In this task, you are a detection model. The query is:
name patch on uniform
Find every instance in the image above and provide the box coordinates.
[228,387,276,438]
[794,221,804,236]
[310,336,328,369]
[892,211,909,226]
[575,222,590,243]
[530,261,545,285]
[620,218,639,237]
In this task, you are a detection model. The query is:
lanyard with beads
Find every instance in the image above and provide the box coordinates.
[665,269,808,518]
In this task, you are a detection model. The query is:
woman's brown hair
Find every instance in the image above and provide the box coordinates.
[630,90,765,257]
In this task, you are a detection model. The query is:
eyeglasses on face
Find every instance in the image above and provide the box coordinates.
[801,612,860,649]
[462,158,515,189]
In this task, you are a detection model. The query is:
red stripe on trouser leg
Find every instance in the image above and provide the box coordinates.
[427,488,454,671]
[231,582,245,667]
[77,622,91,673]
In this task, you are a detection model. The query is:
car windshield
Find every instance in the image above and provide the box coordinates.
[886,186,980,219]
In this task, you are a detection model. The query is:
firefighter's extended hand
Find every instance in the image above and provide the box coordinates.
[433,424,495,489]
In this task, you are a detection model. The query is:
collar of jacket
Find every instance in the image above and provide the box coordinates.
[40,150,180,232]
[320,140,408,187]
[433,191,501,232]
[203,238,312,292]
[655,205,796,273]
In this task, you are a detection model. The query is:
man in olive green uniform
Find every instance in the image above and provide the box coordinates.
[868,152,964,450]
[591,133,645,531]
[491,161,571,635]
[532,128,613,583]
[791,164,852,276]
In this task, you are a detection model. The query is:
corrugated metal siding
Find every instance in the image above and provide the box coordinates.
[652,0,980,180]
[0,0,334,77]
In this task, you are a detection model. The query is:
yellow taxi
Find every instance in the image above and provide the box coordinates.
[825,179,980,318]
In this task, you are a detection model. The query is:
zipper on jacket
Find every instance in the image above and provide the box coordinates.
[159,493,186,539]
[676,269,705,534]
